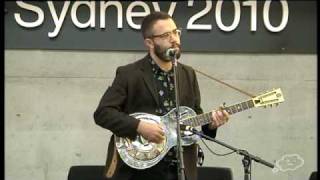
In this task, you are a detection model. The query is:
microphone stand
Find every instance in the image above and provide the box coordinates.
[190,129,274,180]
[171,53,185,180]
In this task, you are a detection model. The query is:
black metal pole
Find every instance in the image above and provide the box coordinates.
[242,153,252,180]
[172,53,185,180]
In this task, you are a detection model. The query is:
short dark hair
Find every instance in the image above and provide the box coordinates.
[141,11,172,39]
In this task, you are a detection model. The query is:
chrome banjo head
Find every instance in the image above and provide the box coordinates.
[115,107,199,169]
[115,113,169,169]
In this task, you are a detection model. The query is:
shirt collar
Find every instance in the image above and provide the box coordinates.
[149,57,174,76]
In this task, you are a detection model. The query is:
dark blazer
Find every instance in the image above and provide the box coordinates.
[94,54,217,180]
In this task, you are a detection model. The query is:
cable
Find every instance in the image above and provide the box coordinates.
[200,135,236,156]
[182,128,236,156]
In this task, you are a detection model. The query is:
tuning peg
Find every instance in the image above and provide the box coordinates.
[263,105,267,108]
[275,103,279,107]
[269,104,273,108]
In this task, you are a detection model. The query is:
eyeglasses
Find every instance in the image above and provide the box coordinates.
[150,28,182,39]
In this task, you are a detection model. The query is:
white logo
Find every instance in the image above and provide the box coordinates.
[272,154,304,173]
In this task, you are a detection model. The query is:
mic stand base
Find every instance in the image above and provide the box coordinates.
[242,153,252,180]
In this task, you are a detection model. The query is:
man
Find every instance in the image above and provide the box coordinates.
[94,11,229,180]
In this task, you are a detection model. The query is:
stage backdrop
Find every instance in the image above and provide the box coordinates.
[5,1,316,53]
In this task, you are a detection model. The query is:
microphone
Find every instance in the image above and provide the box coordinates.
[165,48,178,58]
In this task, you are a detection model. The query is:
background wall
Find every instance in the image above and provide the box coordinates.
[5,50,317,180]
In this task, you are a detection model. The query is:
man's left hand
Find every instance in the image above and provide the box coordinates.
[209,107,229,129]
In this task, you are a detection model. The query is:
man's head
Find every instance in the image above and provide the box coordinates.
[141,11,181,61]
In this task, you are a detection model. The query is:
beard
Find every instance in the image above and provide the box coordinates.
[154,43,181,62]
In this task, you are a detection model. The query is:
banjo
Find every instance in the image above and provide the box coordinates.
[115,88,284,169]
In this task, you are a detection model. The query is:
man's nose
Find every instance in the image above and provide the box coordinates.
[169,33,180,43]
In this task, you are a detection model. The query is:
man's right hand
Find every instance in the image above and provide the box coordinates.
[136,120,165,144]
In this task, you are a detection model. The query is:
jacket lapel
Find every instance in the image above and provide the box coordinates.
[177,63,185,104]
[140,56,160,106]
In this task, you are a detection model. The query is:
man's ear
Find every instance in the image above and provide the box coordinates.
[144,38,154,50]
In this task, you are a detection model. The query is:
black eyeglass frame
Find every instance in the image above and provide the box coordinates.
[148,28,182,39]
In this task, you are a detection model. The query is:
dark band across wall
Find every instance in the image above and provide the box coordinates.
[5,1,316,53]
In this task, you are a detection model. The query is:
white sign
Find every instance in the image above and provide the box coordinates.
[13,0,289,38]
